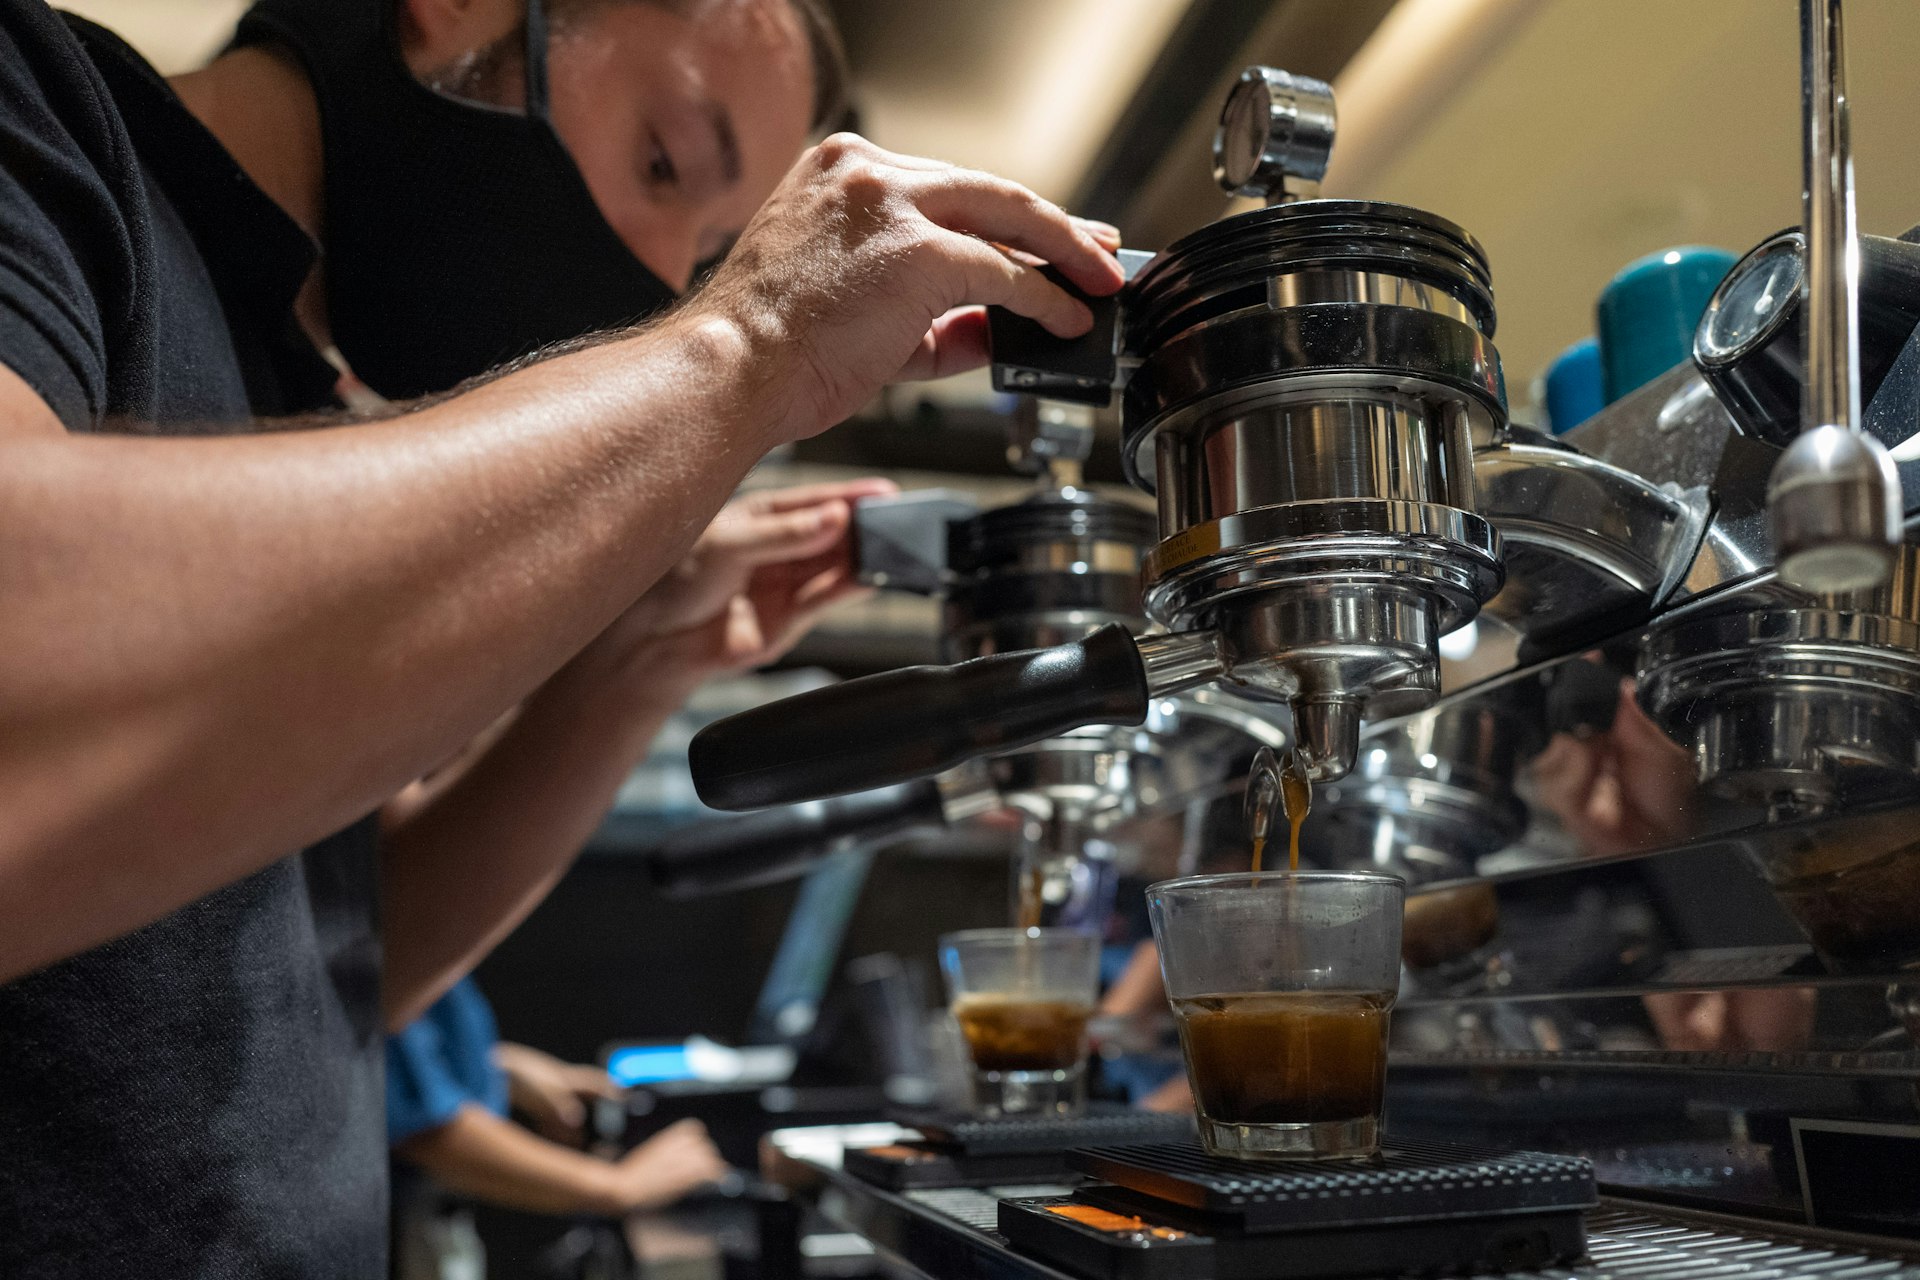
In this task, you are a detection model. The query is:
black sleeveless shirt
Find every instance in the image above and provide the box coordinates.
[0,8,385,1275]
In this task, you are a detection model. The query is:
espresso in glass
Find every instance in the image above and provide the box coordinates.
[952,995,1092,1073]
[940,928,1099,1116]
[1172,991,1391,1129]
[1148,871,1403,1158]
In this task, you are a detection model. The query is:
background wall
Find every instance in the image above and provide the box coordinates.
[1353,0,1920,406]
[59,0,247,71]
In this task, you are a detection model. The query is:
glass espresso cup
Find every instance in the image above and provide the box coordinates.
[939,928,1099,1117]
[1147,872,1404,1159]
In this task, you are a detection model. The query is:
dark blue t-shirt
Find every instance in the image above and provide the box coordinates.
[0,8,385,1276]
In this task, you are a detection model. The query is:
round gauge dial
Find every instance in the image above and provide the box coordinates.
[1218,75,1272,192]
[1697,234,1803,364]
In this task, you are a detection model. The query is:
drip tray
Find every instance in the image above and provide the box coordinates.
[998,1140,1594,1280]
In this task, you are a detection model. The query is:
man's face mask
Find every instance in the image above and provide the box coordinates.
[233,0,797,400]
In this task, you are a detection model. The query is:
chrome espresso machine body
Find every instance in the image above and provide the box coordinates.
[736,0,1920,1247]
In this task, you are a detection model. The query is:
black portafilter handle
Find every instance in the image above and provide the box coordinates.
[645,780,946,897]
[688,624,1151,811]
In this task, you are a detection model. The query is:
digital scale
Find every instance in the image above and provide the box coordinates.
[996,1140,1596,1280]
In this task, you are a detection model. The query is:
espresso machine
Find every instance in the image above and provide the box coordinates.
[750,1,1920,1272]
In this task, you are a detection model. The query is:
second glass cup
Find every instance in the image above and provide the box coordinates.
[939,928,1099,1117]
[1147,871,1404,1159]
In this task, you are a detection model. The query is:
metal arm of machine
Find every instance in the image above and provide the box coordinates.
[1768,0,1902,592]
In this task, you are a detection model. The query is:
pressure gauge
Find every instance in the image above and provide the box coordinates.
[1696,232,1803,367]
[1211,66,1337,202]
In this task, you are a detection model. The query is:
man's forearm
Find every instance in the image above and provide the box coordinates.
[0,314,780,983]
[381,647,702,1028]
[396,1105,624,1217]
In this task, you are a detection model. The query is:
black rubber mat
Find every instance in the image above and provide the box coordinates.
[1069,1139,1594,1233]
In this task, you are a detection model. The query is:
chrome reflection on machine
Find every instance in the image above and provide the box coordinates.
[1637,544,1920,821]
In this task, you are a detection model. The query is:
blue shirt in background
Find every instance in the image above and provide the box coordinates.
[386,976,511,1144]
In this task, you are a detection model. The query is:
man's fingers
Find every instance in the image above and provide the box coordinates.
[914,172,1124,298]
[752,581,871,668]
[936,232,1094,339]
[706,500,850,565]
[747,477,897,514]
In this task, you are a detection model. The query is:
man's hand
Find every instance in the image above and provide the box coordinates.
[494,1041,624,1145]
[700,133,1125,441]
[573,477,895,701]
[606,1118,730,1213]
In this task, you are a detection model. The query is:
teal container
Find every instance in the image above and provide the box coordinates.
[1595,246,1739,403]
[1543,337,1604,434]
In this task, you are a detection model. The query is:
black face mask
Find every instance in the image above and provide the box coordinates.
[234,0,679,400]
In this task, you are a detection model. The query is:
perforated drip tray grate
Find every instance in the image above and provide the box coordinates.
[1580,1207,1920,1278]
[892,1106,1195,1157]
[1069,1139,1595,1233]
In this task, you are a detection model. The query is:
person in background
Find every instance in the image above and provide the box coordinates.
[387,977,729,1279]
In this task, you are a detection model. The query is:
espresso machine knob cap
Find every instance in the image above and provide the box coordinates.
[1212,66,1337,203]
[1768,423,1902,592]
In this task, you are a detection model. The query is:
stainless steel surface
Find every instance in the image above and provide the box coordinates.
[1006,398,1098,484]
[1800,0,1860,454]
[1773,0,1901,591]
[1770,424,1904,590]
[1110,186,1514,781]
[942,486,1156,661]
[933,761,1002,825]
[1311,699,1536,881]
[1265,268,1483,326]
[1474,441,1710,643]
[1136,629,1227,695]
[1146,499,1501,636]
[1211,65,1336,203]
[1009,540,1144,576]
[1638,542,1920,819]
[1155,393,1478,530]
